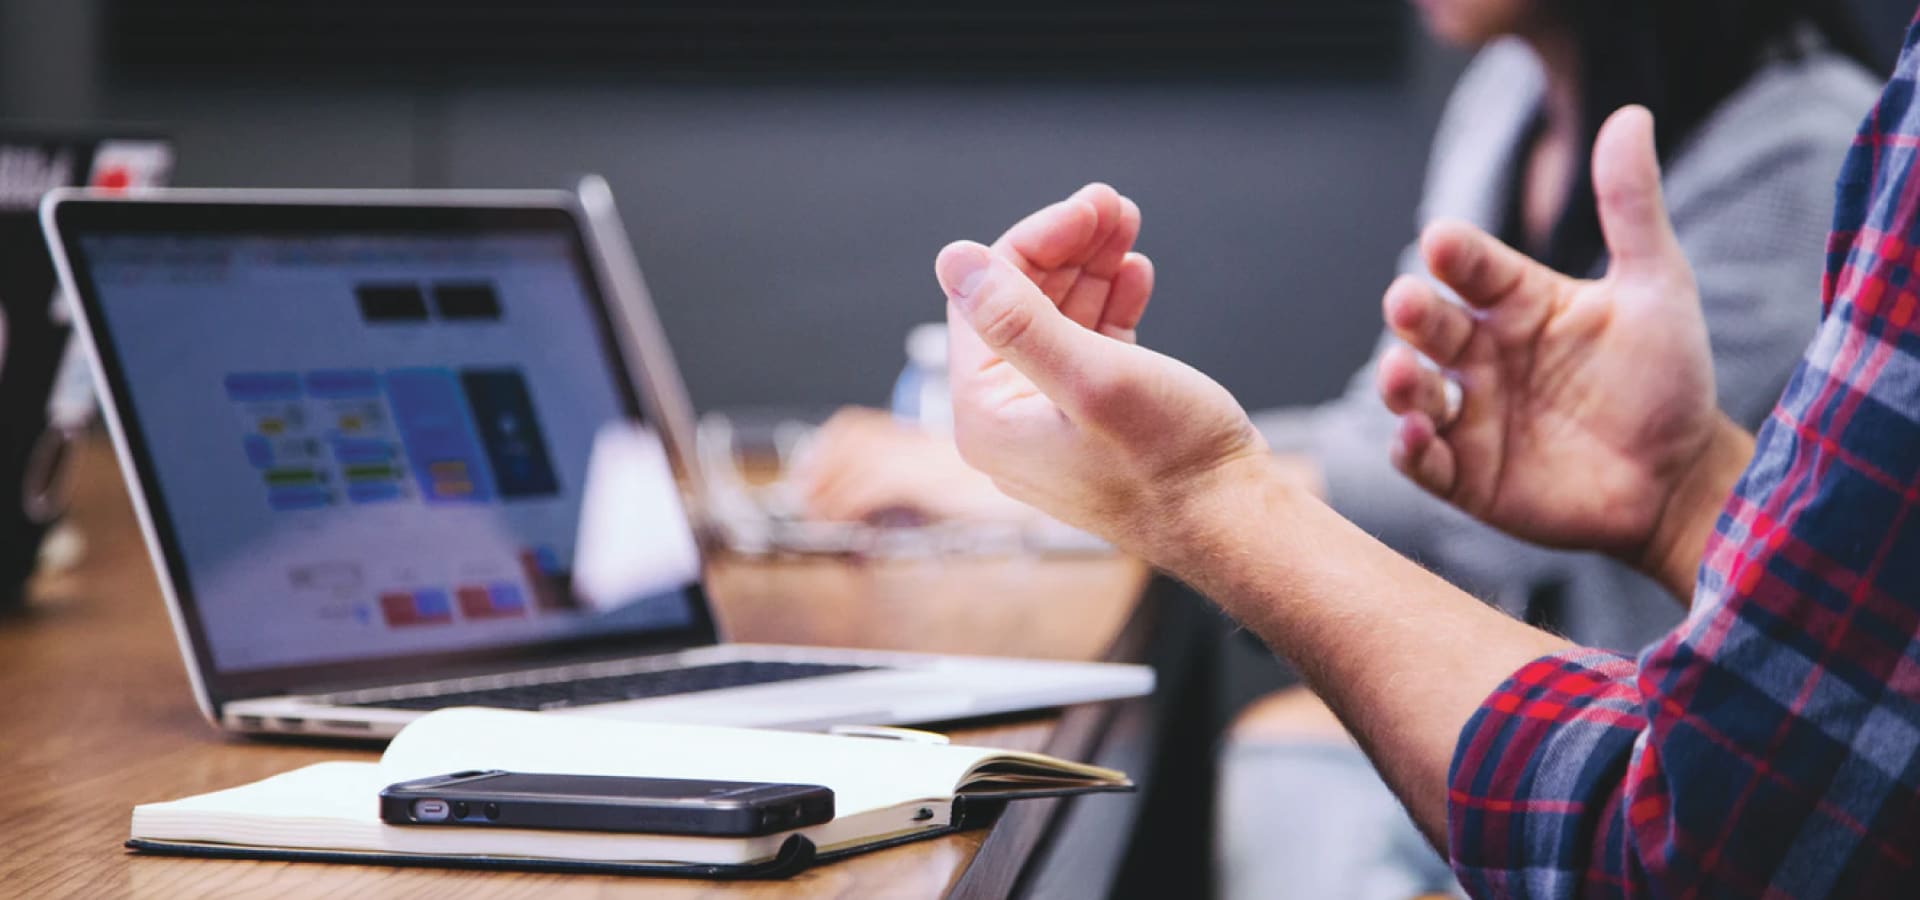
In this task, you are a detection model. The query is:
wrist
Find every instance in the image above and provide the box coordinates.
[1148,451,1311,582]
[1636,413,1754,601]
[1270,453,1328,500]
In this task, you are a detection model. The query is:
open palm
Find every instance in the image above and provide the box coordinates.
[1379,107,1722,558]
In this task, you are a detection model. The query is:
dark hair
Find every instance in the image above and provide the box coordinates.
[1537,0,1879,276]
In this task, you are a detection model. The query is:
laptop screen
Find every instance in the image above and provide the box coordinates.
[59,200,714,697]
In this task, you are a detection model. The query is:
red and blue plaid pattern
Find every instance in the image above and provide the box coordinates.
[1446,13,1920,898]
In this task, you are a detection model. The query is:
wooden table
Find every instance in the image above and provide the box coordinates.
[0,437,1153,898]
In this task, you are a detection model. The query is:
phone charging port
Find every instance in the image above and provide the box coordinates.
[412,799,451,822]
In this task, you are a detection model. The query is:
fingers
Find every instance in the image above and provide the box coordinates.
[807,478,908,524]
[994,182,1124,275]
[1377,334,1463,499]
[1377,344,1453,425]
[1591,105,1687,281]
[1419,220,1565,322]
[802,473,874,522]
[1390,411,1459,499]
[1382,274,1474,367]
[1057,193,1141,328]
[993,183,1148,336]
[1100,252,1155,342]
[938,240,1119,409]
[789,409,883,515]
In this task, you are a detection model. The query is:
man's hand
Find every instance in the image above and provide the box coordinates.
[792,183,1153,526]
[1378,106,1752,599]
[939,240,1269,565]
[991,183,1155,342]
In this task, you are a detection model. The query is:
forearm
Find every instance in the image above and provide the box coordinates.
[1154,456,1571,844]
[1637,413,1755,603]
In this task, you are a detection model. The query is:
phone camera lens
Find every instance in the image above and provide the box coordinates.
[452,801,470,819]
[483,802,500,821]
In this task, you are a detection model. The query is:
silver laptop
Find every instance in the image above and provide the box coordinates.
[42,188,1152,740]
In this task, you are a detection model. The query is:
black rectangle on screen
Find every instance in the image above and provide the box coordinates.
[460,368,559,498]
[356,283,428,322]
[432,282,502,321]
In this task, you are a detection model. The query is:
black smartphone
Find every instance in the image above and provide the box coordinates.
[379,770,835,837]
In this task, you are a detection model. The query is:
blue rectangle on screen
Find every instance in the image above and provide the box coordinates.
[532,544,562,575]
[413,589,452,618]
[487,583,526,611]
[385,368,495,504]
[346,482,403,504]
[224,372,301,402]
[305,369,381,399]
[330,437,395,465]
[243,435,273,468]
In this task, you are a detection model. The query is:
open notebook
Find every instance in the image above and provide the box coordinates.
[128,708,1131,878]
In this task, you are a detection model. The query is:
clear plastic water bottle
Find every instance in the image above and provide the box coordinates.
[890,322,951,433]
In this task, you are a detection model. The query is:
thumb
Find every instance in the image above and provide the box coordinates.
[1592,105,1686,280]
[938,240,1115,408]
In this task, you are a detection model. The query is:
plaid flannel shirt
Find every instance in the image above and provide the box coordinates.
[1446,14,1920,898]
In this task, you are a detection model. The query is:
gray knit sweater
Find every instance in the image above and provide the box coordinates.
[1253,37,1879,652]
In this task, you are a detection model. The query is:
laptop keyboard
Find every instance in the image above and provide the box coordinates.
[341,660,879,712]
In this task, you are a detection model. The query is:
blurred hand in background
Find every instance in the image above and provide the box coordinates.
[792,407,1035,524]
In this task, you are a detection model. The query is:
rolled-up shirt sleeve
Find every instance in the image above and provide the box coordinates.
[1447,650,1646,897]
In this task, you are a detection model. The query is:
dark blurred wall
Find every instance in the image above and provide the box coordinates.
[4,0,1908,415]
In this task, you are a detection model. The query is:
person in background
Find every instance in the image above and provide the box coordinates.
[797,2,1876,892]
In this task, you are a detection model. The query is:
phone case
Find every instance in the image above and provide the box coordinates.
[379,771,835,837]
